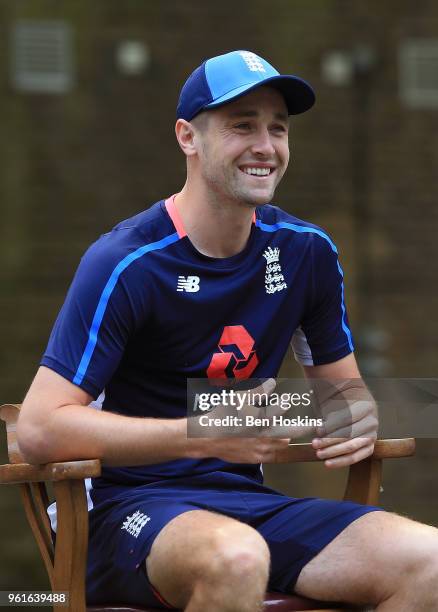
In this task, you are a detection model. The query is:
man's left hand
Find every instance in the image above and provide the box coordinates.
[311,399,378,468]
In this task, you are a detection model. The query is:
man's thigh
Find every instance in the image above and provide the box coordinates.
[251,495,379,594]
[294,511,438,606]
[146,509,269,608]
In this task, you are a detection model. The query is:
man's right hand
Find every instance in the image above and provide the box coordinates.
[187,378,314,463]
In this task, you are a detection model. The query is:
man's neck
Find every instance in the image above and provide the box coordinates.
[174,184,255,258]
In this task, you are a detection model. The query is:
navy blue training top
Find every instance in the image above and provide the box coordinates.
[41,196,354,488]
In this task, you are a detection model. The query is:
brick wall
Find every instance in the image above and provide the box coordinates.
[7,0,438,394]
[2,1,437,399]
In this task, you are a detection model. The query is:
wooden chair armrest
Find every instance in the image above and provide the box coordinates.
[0,459,101,485]
[274,438,415,463]
[271,438,415,506]
[372,438,415,458]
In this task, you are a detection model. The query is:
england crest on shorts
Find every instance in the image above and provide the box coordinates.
[121,510,151,538]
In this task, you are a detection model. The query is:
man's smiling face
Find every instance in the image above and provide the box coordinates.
[192,86,290,208]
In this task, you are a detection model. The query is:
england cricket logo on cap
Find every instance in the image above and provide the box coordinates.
[262,247,287,294]
[239,51,266,73]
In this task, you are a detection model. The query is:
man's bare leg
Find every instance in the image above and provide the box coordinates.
[295,511,438,611]
[146,509,270,612]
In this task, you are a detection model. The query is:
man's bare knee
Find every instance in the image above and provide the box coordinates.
[146,510,270,609]
[207,527,270,582]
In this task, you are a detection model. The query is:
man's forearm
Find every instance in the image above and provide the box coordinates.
[18,404,201,466]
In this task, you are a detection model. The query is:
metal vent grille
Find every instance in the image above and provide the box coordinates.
[400,39,438,108]
[11,20,74,93]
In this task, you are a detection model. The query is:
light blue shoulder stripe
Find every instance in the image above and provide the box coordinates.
[255,219,354,352]
[73,232,180,386]
[255,219,338,250]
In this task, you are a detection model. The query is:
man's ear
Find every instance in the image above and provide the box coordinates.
[175,119,199,157]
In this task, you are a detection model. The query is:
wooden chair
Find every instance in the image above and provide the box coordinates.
[0,403,415,612]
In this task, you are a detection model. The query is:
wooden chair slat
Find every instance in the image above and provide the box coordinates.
[53,479,89,612]
[31,482,55,557]
[343,458,383,506]
[69,479,90,611]
[35,479,50,511]
[19,483,55,587]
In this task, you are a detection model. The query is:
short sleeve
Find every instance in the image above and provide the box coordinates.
[41,234,151,398]
[291,233,354,366]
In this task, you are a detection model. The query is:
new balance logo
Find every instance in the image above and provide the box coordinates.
[239,51,266,73]
[177,275,200,292]
[121,510,150,538]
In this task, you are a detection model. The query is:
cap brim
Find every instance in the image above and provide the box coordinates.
[204,75,315,115]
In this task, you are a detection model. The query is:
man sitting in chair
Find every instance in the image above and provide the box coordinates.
[17,51,438,611]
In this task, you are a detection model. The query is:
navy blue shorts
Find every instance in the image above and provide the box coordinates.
[86,471,381,609]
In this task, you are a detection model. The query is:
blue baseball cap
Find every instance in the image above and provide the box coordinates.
[177,50,315,121]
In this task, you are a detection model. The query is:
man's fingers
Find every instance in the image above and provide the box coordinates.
[315,436,374,461]
[260,419,315,439]
[322,441,375,469]
[208,379,316,440]
[205,379,278,436]
[314,415,378,446]
[261,377,276,395]
[246,378,276,406]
